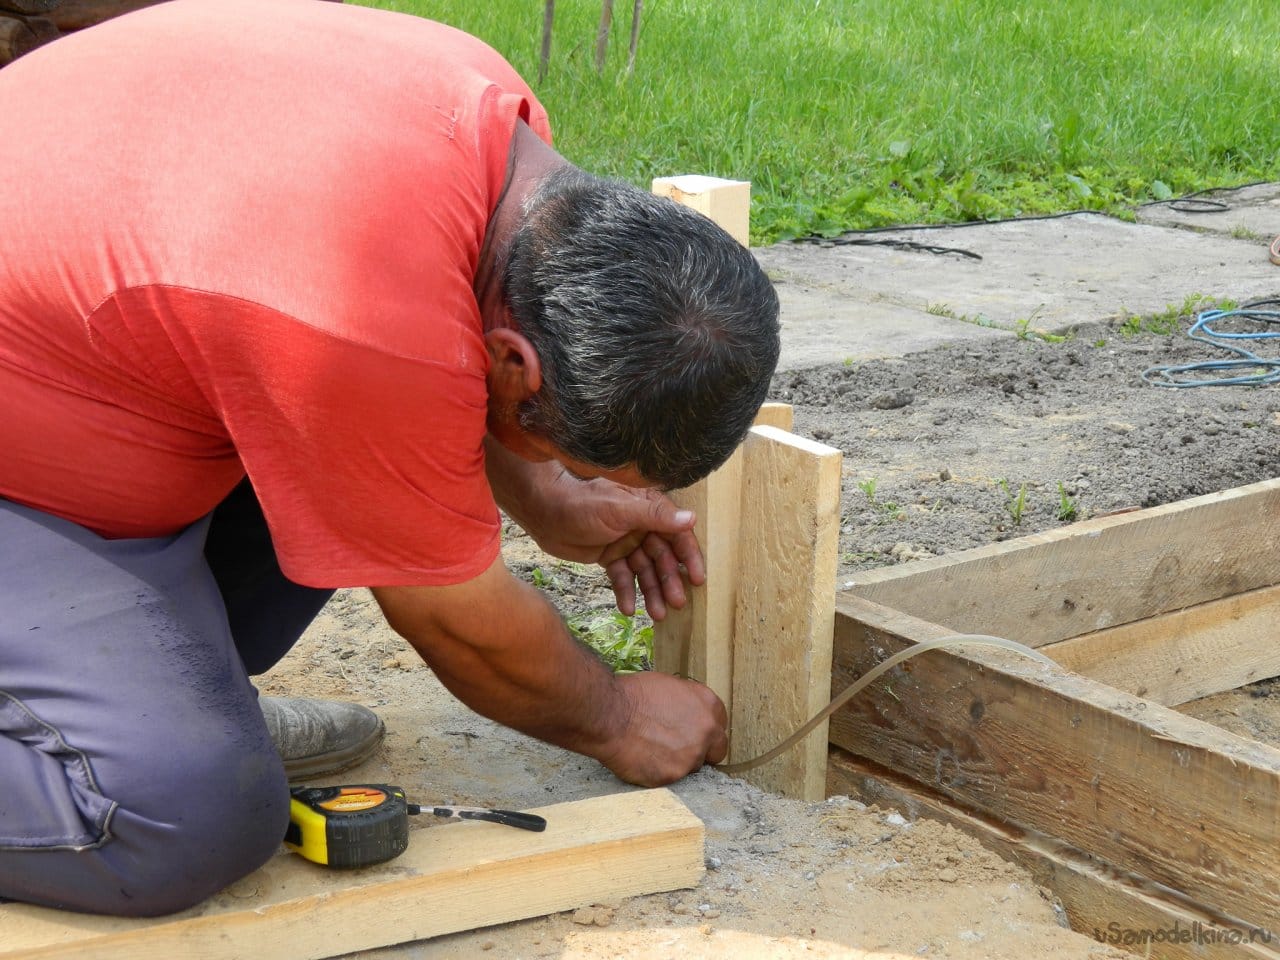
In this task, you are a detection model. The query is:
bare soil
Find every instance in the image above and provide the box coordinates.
[262,313,1280,959]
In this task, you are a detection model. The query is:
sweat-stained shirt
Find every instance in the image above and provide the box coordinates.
[0,0,552,587]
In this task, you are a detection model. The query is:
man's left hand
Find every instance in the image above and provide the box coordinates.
[529,469,705,620]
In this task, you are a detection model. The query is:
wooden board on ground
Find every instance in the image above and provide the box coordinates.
[731,425,841,800]
[1044,582,1280,706]
[829,593,1280,938]
[0,788,704,960]
[828,748,1280,959]
[846,477,1280,647]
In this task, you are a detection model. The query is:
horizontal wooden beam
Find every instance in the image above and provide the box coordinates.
[828,749,1279,959]
[0,789,704,960]
[830,593,1280,937]
[846,477,1280,647]
[1044,582,1280,706]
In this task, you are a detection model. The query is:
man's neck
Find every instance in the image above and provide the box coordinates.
[474,121,570,332]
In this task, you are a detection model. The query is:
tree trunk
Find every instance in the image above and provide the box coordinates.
[538,0,554,84]
[594,0,613,73]
[626,0,642,74]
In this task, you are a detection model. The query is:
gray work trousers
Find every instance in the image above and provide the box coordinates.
[0,481,333,916]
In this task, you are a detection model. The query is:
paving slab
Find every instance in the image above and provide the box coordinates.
[753,205,1280,370]
[760,274,1007,371]
[1134,182,1280,244]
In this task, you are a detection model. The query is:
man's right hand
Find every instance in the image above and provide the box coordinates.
[372,561,726,787]
[596,672,728,787]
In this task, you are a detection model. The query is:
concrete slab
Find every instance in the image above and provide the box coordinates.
[1134,182,1280,245]
[766,274,1007,371]
[753,209,1280,370]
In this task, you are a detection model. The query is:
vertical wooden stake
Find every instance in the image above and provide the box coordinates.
[651,176,751,247]
[649,176,839,800]
[649,176,754,714]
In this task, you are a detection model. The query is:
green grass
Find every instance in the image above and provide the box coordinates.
[362,0,1280,242]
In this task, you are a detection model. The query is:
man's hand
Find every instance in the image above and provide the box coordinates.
[486,439,706,619]
[538,471,705,620]
[596,671,728,786]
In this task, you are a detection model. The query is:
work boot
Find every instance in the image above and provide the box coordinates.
[260,697,385,781]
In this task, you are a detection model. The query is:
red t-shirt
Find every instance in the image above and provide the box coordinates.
[0,0,552,587]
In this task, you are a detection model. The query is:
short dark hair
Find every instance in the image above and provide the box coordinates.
[503,169,781,489]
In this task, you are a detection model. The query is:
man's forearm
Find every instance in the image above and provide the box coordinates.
[372,573,630,760]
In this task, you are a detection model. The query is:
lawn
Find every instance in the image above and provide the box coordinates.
[361,0,1280,243]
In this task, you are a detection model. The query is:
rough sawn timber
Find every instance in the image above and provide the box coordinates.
[830,593,1280,938]
[730,425,841,800]
[828,748,1280,959]
[847,477,1280,647]
[1044,581,1280,706]
[0,789,704,960]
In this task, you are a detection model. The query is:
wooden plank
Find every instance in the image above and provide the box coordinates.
[651,175,751,246]
[731,425,841,800]
[828,749,1280,959]
[754,401,793,431]
[830,593,1280,936]
[1044,582,1280,706]
[846,477,1280,647]
[0,789,704,960]
[651,401,794,706]
[651,445,742,711]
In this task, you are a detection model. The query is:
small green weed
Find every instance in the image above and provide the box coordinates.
[569,610,653,674]
[927,302,990,327]
[1231,225,1268,242]
[841,550,881,564]
[1013,316,1070,344]
[856,478,905,521]
[996,478,1028,525]
[1118,294,1236,337]
[1056,482,1079,522]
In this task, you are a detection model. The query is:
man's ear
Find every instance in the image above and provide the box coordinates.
[484,328,543,403]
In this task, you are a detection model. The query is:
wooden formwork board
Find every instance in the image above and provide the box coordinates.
[0,789,704,960]
[654,406,841,801]
[832,477,1280,951]
[828,749,1280,960]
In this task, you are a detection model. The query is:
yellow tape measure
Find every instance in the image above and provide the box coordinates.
[285,784,410,868]
[284,783,547,869]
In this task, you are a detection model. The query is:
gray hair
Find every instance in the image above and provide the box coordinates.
[504,169,781,489]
